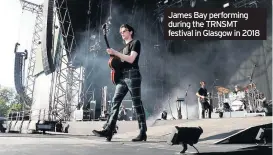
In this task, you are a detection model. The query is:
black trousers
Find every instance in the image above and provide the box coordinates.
[104,68,147,133]
[201,101,212,118]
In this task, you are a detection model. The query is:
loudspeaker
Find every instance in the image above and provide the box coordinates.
[42,0,55,75]
[161,111,167,120]
[14,52,25,93]
[167,126,203,153]
[167,126,203,145]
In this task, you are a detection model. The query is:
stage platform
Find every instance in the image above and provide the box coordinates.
[5,114,272,145]
[0,132,271,155]
[3,116,272,154]
[58,116,272,144]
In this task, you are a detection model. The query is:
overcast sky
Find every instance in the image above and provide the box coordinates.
[0,0,44,88]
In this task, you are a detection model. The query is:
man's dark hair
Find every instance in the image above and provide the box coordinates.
[200,81,206,85]
[120,24,135,38]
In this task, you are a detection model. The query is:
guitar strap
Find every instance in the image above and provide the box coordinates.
[118,40,134,54]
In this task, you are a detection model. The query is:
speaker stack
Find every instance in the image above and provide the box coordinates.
[42,0,55,75]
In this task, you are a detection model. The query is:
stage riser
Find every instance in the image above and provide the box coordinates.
[211,111,266,118]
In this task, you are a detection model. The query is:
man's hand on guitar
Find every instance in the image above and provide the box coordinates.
[106,48,116,55]
[200,96,205,99]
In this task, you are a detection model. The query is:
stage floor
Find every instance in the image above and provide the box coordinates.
[0,133,271,155]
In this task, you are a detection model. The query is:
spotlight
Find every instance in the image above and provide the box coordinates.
[190,0,196,7]
[167,126,203,153]
[223,2,230,8]
[160,16,164,22]
[156,1,163,7]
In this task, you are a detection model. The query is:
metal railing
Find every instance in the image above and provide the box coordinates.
[7,108,51,122]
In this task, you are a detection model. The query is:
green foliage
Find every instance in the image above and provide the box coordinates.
[0,98,9,116]
[8,103,22,114]
[0,86,23,117]
[0,87,15,104]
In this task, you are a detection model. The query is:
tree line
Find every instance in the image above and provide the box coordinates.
[0,85,23,117]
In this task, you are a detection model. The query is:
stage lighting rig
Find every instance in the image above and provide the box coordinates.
[228,0,259,8]
[155,0,183,15]
[89,39,101,52]
[154,0,207,23]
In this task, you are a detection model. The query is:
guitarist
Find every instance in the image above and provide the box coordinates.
[93,24,147,142]
[196,81,212,119]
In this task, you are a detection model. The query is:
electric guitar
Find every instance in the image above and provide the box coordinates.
[102,23,122,84]
[199,96,211,103]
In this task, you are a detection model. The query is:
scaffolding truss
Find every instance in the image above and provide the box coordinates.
[20,0,43,14]
[19,0,43,111]
[51,0,83,121]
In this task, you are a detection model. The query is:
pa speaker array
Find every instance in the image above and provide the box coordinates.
[42,0,55,75]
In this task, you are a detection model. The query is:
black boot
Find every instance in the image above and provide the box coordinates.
[132,132,147,142]
[92,129,113,141]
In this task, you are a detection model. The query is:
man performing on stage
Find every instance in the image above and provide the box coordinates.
[92,24,147,142]
[233,85,241,94]
[196,81,212,119]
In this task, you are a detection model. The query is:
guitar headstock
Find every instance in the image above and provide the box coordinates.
[102,23,110,36]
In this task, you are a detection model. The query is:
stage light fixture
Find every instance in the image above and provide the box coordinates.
[190,0,196,7]
[160,16,164,22]
[223,2,230,8]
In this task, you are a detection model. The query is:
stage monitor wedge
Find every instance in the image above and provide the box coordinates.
[42,0,55,75]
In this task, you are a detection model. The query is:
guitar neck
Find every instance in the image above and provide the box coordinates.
[104,35,110,48]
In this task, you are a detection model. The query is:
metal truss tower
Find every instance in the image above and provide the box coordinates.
[19,0,43,110]
[51,0,83,121]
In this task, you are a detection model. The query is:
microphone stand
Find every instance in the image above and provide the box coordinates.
[184,84,191,120]
[210,79,218,111]
[249,64,256,83]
